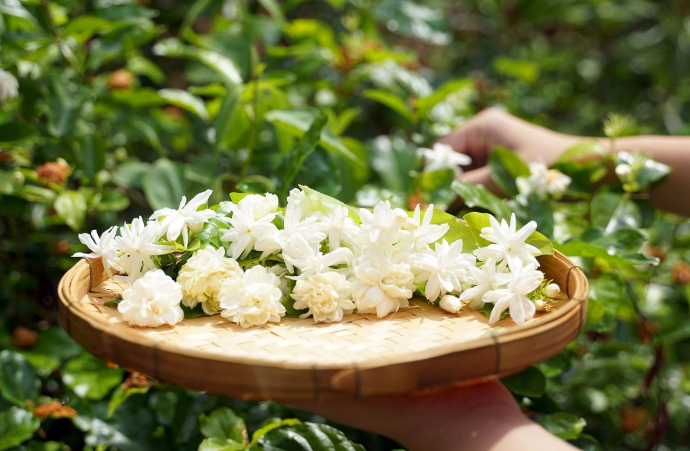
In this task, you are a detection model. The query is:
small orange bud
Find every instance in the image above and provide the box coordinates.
[672,261,690,285]
[11,326,38,349]
[33,401,78,419]
[36,161,70,185]
[108,70,135,90]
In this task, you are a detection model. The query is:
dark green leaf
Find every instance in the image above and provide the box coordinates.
[502,366,546,398]
[539,413,586,440]
[363,89,413,121]
[199,407,247,443]
[62,353,123,401]
[489,146,530,196]
[142,159,186,210]
[258,421,363,451]
[0,351,40,406]
[276,113,327,198]
[0,121,37,143]
[451,179,511,219]
[0,407,40,451]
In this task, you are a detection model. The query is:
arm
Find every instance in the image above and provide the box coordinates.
[441,108,690,216]
[287,381,579,451]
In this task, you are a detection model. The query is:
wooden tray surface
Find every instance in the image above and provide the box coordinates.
[58,252,588,400]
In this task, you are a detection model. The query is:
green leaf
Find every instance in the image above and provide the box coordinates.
[112,161,152,189]
[142,159,186,210]
[451,179,512,219]
[363,89,413,121]
[77,134,106,182]
[54,190,87,231]
[0,407,40,451]
[425,208,477,252]
[107,385,150,419]
[590,192,640,233]
[300,185,360,222]
[62,352,123,401]
[198,438,247,451]
[557,141,606,164]
[494,57,540,83]
[0,351,40,406]
[199,407,247,443]
[250,419,301,446]
[265,108,363,169]
[489,146,530,196]
[555,240,656,266]
[257,421,363,451]
[277,113,327,198]
[502,366,546,398]
[539,413,586,440]
[158,89,209,121]
[18,327,82,375]
[0,121,37,143]
[153,38,242,87]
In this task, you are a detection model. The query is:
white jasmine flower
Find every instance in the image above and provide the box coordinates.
[412,239,476,302]
[72,227,119,277]
[267,264,290,297]
[220,206,279,260]
[482,264,544,325]
[403,204,449,250]
[439,295,462,314]
[516,162,571,198]
[359,201,407,247]
[417,143,471,175]
[281,234,352,275]
[545,283,561,298]
[236,193,279,220]
[351,253,416,318]
[218,265,285,328]
[615,163,632,179]
[291,271,354,323]
[460,259,512,309]
[150,189,216,248]
[535,299,545,311]
[323,206,360,251]
[113,218,175,282]
[474,213,540,271]
[177,246,242,314]
[0,69,19,102]
[118,269,184,328]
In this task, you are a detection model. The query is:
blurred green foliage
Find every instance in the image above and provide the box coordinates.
[1,0,689,450]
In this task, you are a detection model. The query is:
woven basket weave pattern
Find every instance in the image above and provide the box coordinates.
[58,253,588,399]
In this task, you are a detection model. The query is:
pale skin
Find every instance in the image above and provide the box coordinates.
[289,108,689,450]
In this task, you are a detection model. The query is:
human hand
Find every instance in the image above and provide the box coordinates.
[438,108,583,192]
[286,380,577,451]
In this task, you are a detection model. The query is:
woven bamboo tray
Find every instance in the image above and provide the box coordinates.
[57,252,588,400]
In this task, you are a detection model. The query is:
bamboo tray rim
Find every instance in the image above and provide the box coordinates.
[58,252,588,372]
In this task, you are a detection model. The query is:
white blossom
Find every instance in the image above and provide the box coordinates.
[474,213,540,271]
[218,265,285,328]
[460,258,512,309]
[358,201,407,247]
[267,264,290,297]
[220,205,279,260]
[72,227,119,277]
[150,189,215,248]
[236,193,279,220]
[439,295,462,314]
[516,162,571,198]
[403,204,449,251]
[291,271,354,323]
[546,283,561,298]
[0,69,19,102]
[177,246,242,314]
[322,206,359,251]
[412,239,476,302]
[351,253,416,318]
[281,234,352,275]
[118,269,184,328]
[113,218,175,283]
[482,264,544,325]
[417,143,471,175]
[615,163,632,179]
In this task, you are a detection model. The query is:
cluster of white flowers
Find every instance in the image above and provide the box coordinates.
[73,187,559,329]
[517,162,572,199]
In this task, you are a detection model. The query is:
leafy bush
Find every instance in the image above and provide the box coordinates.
[1,1,689,450]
